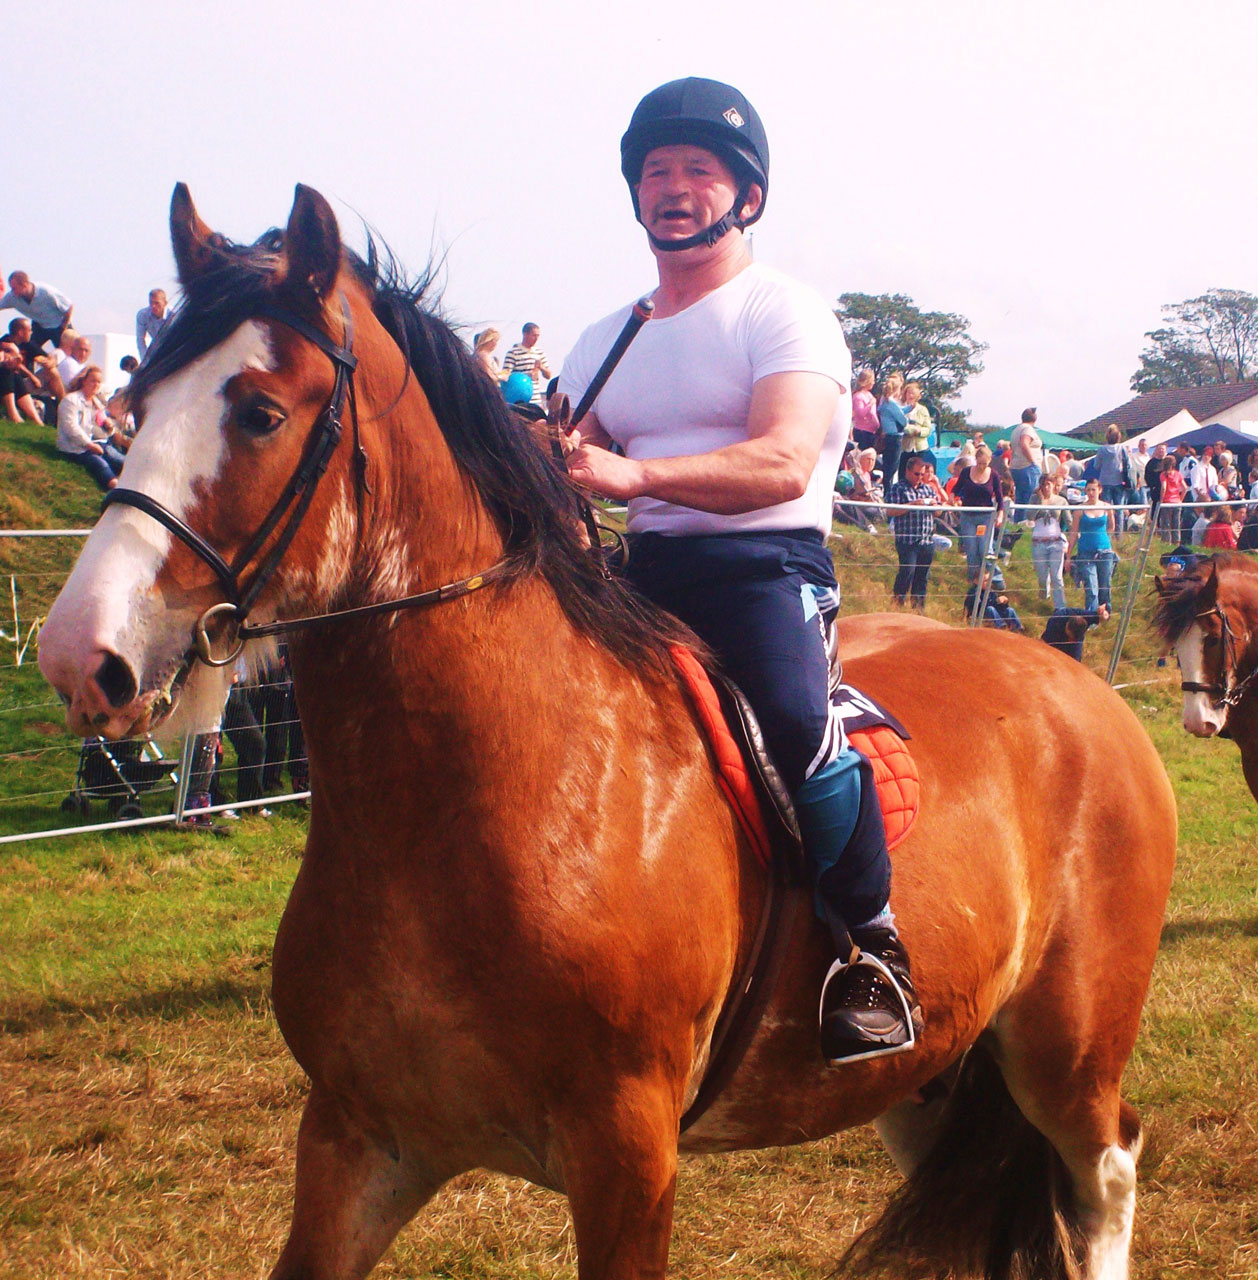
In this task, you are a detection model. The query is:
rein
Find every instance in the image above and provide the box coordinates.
[101,293,511,669]
[1180,604,1258,708]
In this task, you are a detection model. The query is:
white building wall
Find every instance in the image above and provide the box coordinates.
[81,332,140,394]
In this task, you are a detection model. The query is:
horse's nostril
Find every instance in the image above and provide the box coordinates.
[94,652,139,709]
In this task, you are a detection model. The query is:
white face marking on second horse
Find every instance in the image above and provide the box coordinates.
[37,322,274,733]
[1176,623,1227,738]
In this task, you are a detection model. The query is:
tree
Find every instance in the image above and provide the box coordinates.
[835,292,986,432]
[1130,288,1258,392]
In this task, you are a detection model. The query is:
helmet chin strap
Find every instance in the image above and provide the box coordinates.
[645,185,751,253]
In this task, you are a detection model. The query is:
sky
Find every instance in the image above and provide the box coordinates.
[4,0,1257,431]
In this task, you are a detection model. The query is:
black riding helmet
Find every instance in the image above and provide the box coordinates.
[620,77,769,253]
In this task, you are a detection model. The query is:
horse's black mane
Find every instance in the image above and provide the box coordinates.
[1152,552,1252,643]
[131,226,695,676]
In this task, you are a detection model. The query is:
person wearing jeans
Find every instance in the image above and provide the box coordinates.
[1029,473,1069,609]
[950,443,1003,582]
[888,458,937,610]
[1067,479,1116,612]
[1010,407,1044,519]
[1096,425,1129,534]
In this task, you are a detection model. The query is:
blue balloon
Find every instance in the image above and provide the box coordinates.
[503,372,534,404]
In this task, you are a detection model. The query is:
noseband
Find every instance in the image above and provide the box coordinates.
[1180,604,1258,709]
[102,294,510,671]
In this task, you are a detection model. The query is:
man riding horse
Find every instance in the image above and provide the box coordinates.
[560,77,920,1063]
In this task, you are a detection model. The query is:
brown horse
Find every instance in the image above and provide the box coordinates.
[38,185,1177,1280]
[1155,551,1258,801]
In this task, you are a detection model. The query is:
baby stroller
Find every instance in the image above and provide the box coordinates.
[61,735,178,820]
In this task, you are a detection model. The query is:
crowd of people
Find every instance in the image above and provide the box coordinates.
[1,266,167,490]
[833,370,1258,647]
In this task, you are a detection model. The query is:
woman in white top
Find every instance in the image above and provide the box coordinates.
[1029,472,1070,609]
[57,366,125,490]
[472,328,508,383]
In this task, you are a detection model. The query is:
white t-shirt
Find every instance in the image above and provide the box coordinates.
[1010,422,1043,471]
[57,353,84,387]
[559,263,851,536]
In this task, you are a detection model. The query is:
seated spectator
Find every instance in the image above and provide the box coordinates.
[106,355,141,438]
[1202,504,1239,550]
[57,366,125,490]
[1042,604,1110,661]
[1,326,43,423]
[1189,509,1211,546]
[964,583,1025,631]
[56,333,91,390]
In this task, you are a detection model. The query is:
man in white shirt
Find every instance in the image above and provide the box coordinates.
[560,77,919,1065]
[501,324,552,407]
[0,271,73,350]
[56,334,91,389]
[135,288,170,357]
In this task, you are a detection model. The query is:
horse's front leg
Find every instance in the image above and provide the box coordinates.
[269,1085,447,1280]
[557,1075,682,1280]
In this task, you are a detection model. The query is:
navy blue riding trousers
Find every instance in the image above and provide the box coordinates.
[627,529,839,791]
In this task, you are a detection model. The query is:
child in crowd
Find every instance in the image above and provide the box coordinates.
[1202,505,1239,550]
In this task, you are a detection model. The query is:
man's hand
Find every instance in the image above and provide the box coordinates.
[563,429,645,500]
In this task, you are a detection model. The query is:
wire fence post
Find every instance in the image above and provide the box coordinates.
[970,520,1000,625]
[173,732,195,822]
[1106,503,1159,684]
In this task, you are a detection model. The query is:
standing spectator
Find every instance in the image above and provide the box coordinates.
[1009,406,1043,517]
[1144,443,1168,506]
[1067,479,1116,612]
[1247,468,1258,502]
[1191,447,1221,521]
[0,271,73,350]
[135,288,170,357]
[57,366,125,489]
[1217,451,1240,499]
[951,442,1003,582]
[1132,437,1154,507]
[1095,425,1130,533]
[1029,472,1070,609]
[991,439,1014,486]
[1202,505,1239,550]
[876,370,907,492]
[850,367,879,449]
[1158,456,1187,542]
[501,323,552,407]
[898,381,933,479]
[472,327,508,383]
[888,455,937,611]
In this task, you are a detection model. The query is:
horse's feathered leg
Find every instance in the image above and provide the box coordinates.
[269,1086,446,1280]
[556,1076,681,1280]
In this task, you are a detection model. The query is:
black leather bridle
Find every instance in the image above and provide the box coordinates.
[102,294,510,671]
[1180,604,1258,709]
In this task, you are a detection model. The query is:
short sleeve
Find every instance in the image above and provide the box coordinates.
[742,277,850,393]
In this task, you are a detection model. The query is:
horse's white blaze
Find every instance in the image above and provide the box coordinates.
[1078,1139,1140,1280]
[1177,624,1227,737]
[38,323,274,734]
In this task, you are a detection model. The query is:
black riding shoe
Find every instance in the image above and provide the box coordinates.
[819,926,922,1066]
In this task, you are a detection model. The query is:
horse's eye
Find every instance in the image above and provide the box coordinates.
[238,402,286,435]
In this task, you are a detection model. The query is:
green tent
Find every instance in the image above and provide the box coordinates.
[940,428,1098,454]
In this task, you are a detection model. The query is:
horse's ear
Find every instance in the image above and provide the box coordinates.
[281,184,342,302]
[170,183,220,285]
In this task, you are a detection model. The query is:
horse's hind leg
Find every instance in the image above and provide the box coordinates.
[556,1075,680,1280]
[269,1086,446,1280]
[996,998,1146,1280]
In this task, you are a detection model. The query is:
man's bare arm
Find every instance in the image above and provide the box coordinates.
[564,371,839,513]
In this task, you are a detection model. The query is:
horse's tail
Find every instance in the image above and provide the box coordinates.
[843,1047,1093,1280]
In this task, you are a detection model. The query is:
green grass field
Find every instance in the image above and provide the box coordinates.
[1,418,1255,1277]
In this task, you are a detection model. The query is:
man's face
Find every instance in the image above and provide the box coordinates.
[150,290,167,316]
[907,463,928,485]
[10,277,35,302]
[1155,445,1166,458]
[12,320,30,344]
[72,338,91,361]
[522,327,539,349]
[637,145,742,247]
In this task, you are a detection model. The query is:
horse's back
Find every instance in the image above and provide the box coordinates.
[685,615,1176,1152]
